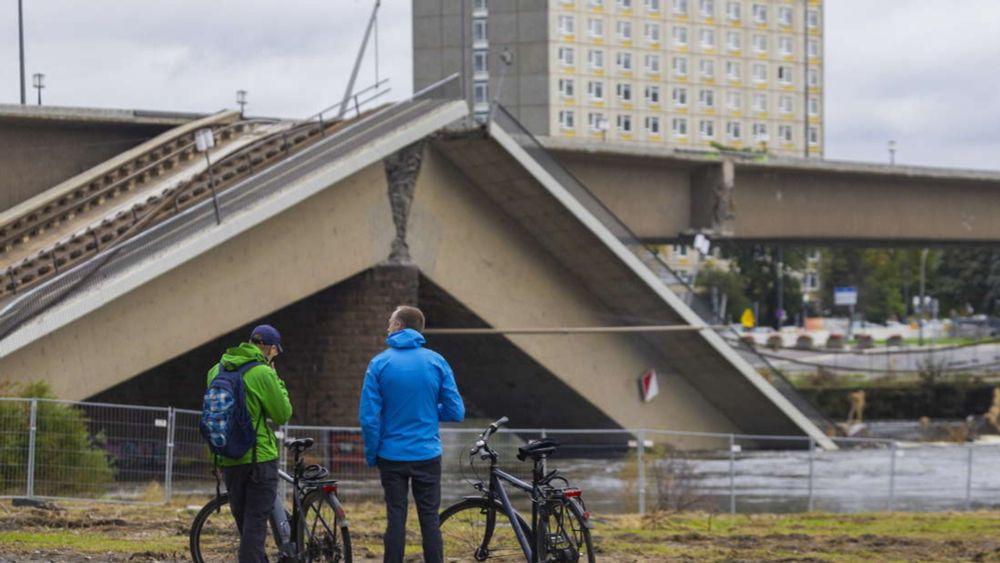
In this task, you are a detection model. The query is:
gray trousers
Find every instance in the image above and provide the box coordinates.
[378,456,443,563]
[224,460,278,563]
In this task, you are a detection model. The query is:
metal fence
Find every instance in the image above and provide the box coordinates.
[3,397,1000,513]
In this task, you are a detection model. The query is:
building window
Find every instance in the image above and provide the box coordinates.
[778,124,793,143]
[590,0,604,6]
[617,82,633,102]
[617,51,633,71]
[559,47,575,67]
[778,6,793,26]
[672,87,689,107]
[779,36,794,56]
[808,126,819,145]
[726,91,742,111]
[560,0,574,4]
[588,18,604,38]
[808,68,820,87]
[700,28,716,48]
[617,0,632,8]
[807,8,819,28]
[645,54,661,73]
[726,1,741,21]
[672,56,689,76]
[588,49,605,70]
[699,59,716,79]
[559,78,575,98]
[672,117,689,137]
[809,97,820,116]
[752,3,767,24]
[752,34,767,54]
[808,39,819,58]
[726,30,741,51]
[473,50,489,75]
[588,112,607,132]
[646,23,661,43]
[473,19,488,46]
[473,81,489,105]
[617,114,633,132]
[673,244,688,256]
[752,62,767,82]
[673,26,689,46]
[699,88,715,108]
[700,119,716,138]
[805,272,819,290]
[752,122,768,141]
[474,0,488,9]
[699,0,715,18]
[559,15,575,35]
[646,0,661,12]
[777,65,793,85]
[672,0,688,14]
[617,20,633,41]
[725,60,741,81]
[645,116,661,134]
[779,95,793,114]
[645,85,661,104]
[588,80,605,100]
[752,92,767,112]
[726,120,742,140]
[559,111,575,130]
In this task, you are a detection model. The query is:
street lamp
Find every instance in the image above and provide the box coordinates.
[32,73,45,105]
[918,247,928,346]
[18,0,26,104]
[236,90,247,118]
[888,139,897,165]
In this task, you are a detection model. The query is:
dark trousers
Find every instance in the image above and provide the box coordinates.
[378,456,443,563]
[224,460,278,563]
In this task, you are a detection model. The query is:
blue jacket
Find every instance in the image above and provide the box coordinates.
[359,329,465,467]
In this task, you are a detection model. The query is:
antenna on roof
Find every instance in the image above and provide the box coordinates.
[337,0,382,120]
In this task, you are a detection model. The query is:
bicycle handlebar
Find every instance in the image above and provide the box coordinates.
[469,416,510,456]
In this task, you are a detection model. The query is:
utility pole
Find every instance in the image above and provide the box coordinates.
[18,0,26,104]
[919,248,928,346]
[32,73,44,105]
[776,246,784,329]
[888,140,897,165]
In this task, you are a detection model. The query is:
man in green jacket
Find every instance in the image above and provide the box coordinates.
[206,324,293,563]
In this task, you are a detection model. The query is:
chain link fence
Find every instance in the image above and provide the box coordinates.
[2,397,1000,513]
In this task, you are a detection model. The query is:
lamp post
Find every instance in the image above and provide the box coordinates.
[236,90,247,118]
[32,73,44,105]
[888,139,897,165]
[918,247,928,346]
[18,0,26,104]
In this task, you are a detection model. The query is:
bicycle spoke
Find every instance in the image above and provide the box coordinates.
[440,502,524,560]
[301,492,347,562]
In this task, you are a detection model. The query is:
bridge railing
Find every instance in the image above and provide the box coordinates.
[1,396,996,514]
[488,104,830,431]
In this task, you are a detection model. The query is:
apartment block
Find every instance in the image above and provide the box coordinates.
[414,0,823,157]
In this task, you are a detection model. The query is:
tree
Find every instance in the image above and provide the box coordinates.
[710,244,805,327]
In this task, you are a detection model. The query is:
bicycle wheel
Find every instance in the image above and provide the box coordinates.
[538,499,595,563]
[189,493,285,563]
[299,488,352,562]
[439,498,530,561]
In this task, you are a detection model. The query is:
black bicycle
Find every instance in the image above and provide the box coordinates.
[190,437,352,562]
[439,417,594,562]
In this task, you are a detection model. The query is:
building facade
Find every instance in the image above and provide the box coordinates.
[413,0,823,158]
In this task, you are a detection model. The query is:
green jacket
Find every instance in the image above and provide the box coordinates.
[206,342,293,466]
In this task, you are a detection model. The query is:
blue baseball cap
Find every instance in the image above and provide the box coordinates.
[250,324,283,353]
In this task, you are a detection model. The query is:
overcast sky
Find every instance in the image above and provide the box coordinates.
[1,1,998,171]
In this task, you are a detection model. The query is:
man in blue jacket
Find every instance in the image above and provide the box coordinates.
[359,305,465,563]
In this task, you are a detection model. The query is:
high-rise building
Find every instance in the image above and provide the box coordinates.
[413,0,823,157]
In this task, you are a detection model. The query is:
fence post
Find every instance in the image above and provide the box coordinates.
[888,441,897,512]
[164,407,176,504]
[965,444,974,511]
[278,424,289,501]
[26,399,38,499]
[636,429,646,515]
[729,433,736,515]
[807,436,815,512]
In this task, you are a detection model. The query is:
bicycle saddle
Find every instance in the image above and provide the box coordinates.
[517,438,560,462]
[284,437,314,451]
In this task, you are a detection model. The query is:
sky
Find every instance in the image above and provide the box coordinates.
[1,1,999,171]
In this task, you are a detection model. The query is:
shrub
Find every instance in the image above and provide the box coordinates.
[0,382,113,496]
[854,334,874,350]
[826,333,845,349]
[766,334,783,350]
[795,335,815,350]
[886,334,904,347]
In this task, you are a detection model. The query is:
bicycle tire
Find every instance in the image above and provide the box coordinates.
[189,493,286,563]
[538,498,595,563]
[439,498,531,561]
[299,488,353,562]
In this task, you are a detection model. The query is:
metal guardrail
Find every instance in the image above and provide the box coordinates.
[1,396,998,514]
[489,104,832,432]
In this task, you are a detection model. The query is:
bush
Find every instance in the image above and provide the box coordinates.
[766,335,783,350]
[795,335,815,350]
[854,334,874,350]
[826,333,845,349]
[0,382,113,496]
[886,334,904,347]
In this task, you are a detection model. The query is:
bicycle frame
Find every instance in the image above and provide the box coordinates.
[483,465,536,560]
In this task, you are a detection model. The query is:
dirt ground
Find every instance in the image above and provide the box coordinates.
[3,499,1000,562]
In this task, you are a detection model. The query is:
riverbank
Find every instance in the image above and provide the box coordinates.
[3,499,1000,561]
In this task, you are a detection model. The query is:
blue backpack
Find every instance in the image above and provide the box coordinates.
[199,360,262,461]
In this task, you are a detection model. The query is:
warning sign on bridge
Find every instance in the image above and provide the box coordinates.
[639,369,659,403]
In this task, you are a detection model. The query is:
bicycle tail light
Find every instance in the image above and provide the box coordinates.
[322,484,338,493]
[561,488,582,498]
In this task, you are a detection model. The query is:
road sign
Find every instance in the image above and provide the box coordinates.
[639,369,659,403]
[834,287,858,307]
[740,308,755,328]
